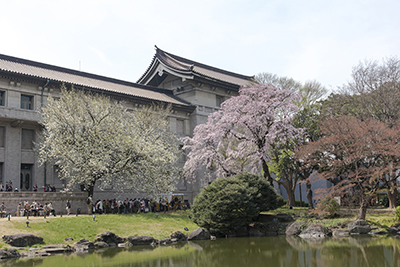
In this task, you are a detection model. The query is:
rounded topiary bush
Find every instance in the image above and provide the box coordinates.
[191,173,279,235]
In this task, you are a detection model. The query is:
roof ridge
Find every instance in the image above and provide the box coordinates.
[156,47,254,80]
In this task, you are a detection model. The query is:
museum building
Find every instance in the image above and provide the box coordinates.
[0,46,254,201]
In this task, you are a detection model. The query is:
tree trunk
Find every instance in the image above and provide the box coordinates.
[286,187,296,207]
[306,180,314,209]
[262,160,274,186]
[387,188,397,209]
[87,185,94,198]
[299,183,303,207]
[81,182,95,198]
[357,197,370,220]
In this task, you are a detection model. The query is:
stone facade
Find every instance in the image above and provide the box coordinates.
[0,192,86,216]
[0,47,254,208]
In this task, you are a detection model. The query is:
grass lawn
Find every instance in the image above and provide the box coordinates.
[263,206,397,230]
[0,210,198,248]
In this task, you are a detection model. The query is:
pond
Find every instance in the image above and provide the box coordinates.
[2,235,400,267]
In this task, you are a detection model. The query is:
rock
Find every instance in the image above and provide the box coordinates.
[348,219,371,234]
[44,244,63,248]
[170,231,187,241]
[299,224,331,239]
[73,239,95,251]
[65,237,74,241]
[44,248,68,254]
[286,221,307,236]
[2,234,44,247]
[94,242,109,248]
[332,229,350,237]
[210,236,217,240]
[0,248,20,259]
[75,238,90,244]
[126,236,157,246]
[94,231,124,244]
[187,228,211,240]
[389,227,400,233]
[159,238,173,245]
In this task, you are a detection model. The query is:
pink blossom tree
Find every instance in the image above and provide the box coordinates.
[182,84,303,205]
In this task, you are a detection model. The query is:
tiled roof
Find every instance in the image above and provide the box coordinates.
[138,46,255,87]
[0,54,193,107]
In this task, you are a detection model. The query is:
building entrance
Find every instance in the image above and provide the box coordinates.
[20,164,32,191]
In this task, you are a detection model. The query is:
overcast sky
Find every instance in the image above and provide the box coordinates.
[1,0,399,91]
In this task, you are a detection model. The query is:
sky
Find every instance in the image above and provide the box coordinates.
[1,0,399,92]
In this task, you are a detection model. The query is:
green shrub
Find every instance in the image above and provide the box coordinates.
[295,200,309,207]
[191,173,278,235]
[379,194,400,207]
[276,195,285,207]
[395,206,400,221]
[282,200,309,207]
[380,195,389,207]
[316,197,340,218]
[235,173,278,212]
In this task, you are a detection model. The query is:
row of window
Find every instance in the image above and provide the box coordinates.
[0,126,34,149]
[0,90,34,110]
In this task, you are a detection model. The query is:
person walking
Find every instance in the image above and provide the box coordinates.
[66,199,71,215]
[87,195,93,215]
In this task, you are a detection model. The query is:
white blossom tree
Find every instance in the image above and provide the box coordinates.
[37,87,181,197]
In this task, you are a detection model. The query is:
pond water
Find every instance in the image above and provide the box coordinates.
[2,235,400,267]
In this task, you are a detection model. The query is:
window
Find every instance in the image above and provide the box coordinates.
[21,95,33,110]
[216,95,224,108]
[0,126,4,147]
[21,129,34,149]
[0,91,4,106]
[177,119,184,134]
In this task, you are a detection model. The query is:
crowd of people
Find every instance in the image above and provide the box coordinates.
[15,200,56,217]
[0,190,191,217]
[0,182,57,192]
[42,184,57,192]
[88,197,190,215]
[0,181,15,192]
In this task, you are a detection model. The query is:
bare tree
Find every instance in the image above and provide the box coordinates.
[339,57,400,208]
[299,116,400,219]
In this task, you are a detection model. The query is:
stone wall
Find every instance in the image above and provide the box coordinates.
[0,192,87,216]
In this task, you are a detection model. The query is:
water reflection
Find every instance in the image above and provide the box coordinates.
[2,236,400,267]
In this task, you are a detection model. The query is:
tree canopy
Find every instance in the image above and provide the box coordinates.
[182,83,302,187]
[298,115,400,219]
[313,56,400,209]
[37,87,181,197]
